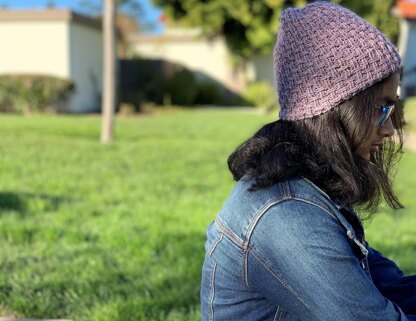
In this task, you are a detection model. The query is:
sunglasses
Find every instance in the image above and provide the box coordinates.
[376,96,400,128]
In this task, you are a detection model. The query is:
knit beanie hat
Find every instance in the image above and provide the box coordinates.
[274,1,401,121]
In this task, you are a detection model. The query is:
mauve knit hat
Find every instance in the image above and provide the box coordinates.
[274,1,401,121]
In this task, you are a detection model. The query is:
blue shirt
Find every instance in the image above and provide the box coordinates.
[201,176,416,320]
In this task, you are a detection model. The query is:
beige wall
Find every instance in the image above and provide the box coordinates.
[69,23,103,112]
[0,20,69,77]
[0,10,103,113]
[133,36,244,92]
[250,54,275,85]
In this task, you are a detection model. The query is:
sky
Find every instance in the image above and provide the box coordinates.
[1,0,164,33]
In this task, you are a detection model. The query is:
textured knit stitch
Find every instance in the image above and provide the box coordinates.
[274,1,401,121]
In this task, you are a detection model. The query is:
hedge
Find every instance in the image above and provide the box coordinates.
[0,74,75,114]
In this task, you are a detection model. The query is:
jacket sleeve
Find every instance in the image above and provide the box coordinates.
[368,246,416,315]
[247,199,414,321]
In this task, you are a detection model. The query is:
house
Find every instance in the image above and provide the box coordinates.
[131,3,416,100]
[131,28,275,94]
[130,28,247,94]
[0,9,103,112]
[396,0,416,97]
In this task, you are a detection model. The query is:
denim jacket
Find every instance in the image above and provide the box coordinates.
[201,176,416,321]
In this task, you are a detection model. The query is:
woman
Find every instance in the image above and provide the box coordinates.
[200,2,416,321]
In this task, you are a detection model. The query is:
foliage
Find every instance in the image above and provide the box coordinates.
[120,59,246,108]
[334,0,399,44]
[119,59,199,108]
[152,0,288,60]
[194,79,222,105]
[194,79,245,106]
[165,68,199,105]
[0,75,75,114]
[78,0,153,58]
[0,111,415,320]
[243,81,278,110]
[152,0,399,60]
[77,0,158,33]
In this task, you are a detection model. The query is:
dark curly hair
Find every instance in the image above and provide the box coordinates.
[228,76,404,213]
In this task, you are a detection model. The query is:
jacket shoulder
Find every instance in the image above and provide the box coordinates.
[216,176,340,244]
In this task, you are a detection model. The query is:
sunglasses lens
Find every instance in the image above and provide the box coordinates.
[379,116,386,128]
[379,105,395,128]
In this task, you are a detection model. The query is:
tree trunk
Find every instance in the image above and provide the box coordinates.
[101,0,116,143]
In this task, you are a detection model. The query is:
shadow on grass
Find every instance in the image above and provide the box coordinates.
[0,192,67,216]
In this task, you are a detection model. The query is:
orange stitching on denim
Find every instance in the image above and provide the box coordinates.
[243,249,249,286]
[209,262,217,321]
[245,200,284,246]
[208,232,223,258]
[215,218,245,248]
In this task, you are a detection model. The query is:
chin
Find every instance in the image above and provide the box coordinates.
[355,147,371,161]
[357,152,370,161]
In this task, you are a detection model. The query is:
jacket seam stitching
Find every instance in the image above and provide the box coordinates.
[245,199,288,245]
[246,196,340,247]
[301,176,345,210]
[217,190,341,251]
[290,197,358,238]
[283,178,291,198]
[215,217,245,248]
[250,249,324,321]
[290,197,338,221]
[243,249,248,285]
[245,179,293,240]
[209,261,217,321]
[274,306,284,321]
[208,232,224,258]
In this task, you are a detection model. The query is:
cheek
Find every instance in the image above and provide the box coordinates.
[367,124,379,142]
[356,125,378,154]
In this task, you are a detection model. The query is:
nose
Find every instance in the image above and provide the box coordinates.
[379,117,395,137]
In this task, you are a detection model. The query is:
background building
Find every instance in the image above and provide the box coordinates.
[396,0,416,98]
[0,9,103,112]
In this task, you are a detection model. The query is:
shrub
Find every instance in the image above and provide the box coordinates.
[194,79,249,106]
[118,102,136,116]
[0,74,75,114]
[195,80,222,105]
[165,68,199,106]
[243,81,278,111]
[120,59,198,109]
[119,58,252,109]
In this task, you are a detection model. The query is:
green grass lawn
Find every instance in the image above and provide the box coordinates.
[404,97,416,132]
[0,109,415,321]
